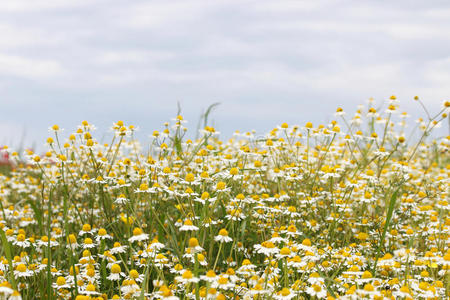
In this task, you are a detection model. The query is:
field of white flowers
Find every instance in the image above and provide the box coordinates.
[0,96,449,299]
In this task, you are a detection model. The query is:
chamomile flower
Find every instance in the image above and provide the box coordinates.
[175,269,199,284]
[80,283,101,296]
[212,275,234,290]
[127,269,145,283]
[13,234,30,248]
[179,219,199,231]
[95,228,113,241]
[53,276,71,289]
[201,270,218,282]
[79,224,96,236]
[274,288,297,300]
[114,194,129,205]
[306,284,327,298]
[108,264,125,281]
[82,237,96,249]
[110,242,128,254]
[254,241,279,256]
[214,228,233,243]
[14,264,33,278]
[128,227,149,243]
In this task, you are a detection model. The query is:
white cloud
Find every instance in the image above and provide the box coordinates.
[96,50,174,65]
[0,0,101,12]
[386,24,449,40]
[119,1,221,29]
[0,0,449,142]
[0,24,43,48]
[0,53,63,79]
[251,0,331,13]
[424,57,450,85]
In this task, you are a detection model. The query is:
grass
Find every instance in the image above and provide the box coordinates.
[0,97,449,299]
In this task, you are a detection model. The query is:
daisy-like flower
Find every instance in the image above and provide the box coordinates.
[8,290,22,300]
[194,191,217,204]
[128,269,145,283]
[237,259,257,276]
[254,241,279,256]
[200,270,218,282]
[246,283,269,296]
[307,272,324,285]
[121,279,141,298]
[355,270,375,285]
[214,228,233,243]
[212,275,234,290]
[188,237,204,253]
[298,238,314,251]
[80,283,101,296]
[183,172,201,185]
[225,208,245,221]
[154,285,179,300]
[268,232,287,244]
[79,249,96,265]
[215,181,231,193]
[13,234,30,248]
[355,283,380,298]
[82,237,96,249]
[48,124,64,133]
[274,288,297,300]
[95,228,113,242]
[175,269,199,284]
[0,282,13,297]
[114,178,131,189]
[79,223,96,236]
[14,264,33,278]
[52,276,71,289]
[195,253,208,266]
[179,219,199,231]
[135,182,151,193]
[393,285,413,298]
[154,253,170,267]
[114,193,130,205]
[306,284,327,298]
[202,217,219,228]
[276,247,293,259]
[128,227,149,243]
[287,255,305,269]
[148,237,165,251]
[107,263,125,281]
[37,236,59,248]
[84,266,100,284]
[199,125,220,137]
[110,242,128,254]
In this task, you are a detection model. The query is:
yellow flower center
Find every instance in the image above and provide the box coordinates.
[218,229,228,236]
[182,270,193,279]
[185,173,195,182]
[206,270,216,277]
[188,237,199,247]
[16,264,27,273]
[218,276,228,284]
[129,269,139,279]
[281,288,291,296]
[280,247,291,255]
[133,227,143,236]
[56,276,66,286]
[302,239,312,246]
[216,182,226,190]
[111,264,121,274]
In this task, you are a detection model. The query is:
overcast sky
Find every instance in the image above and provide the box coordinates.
[1,0,449,148]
